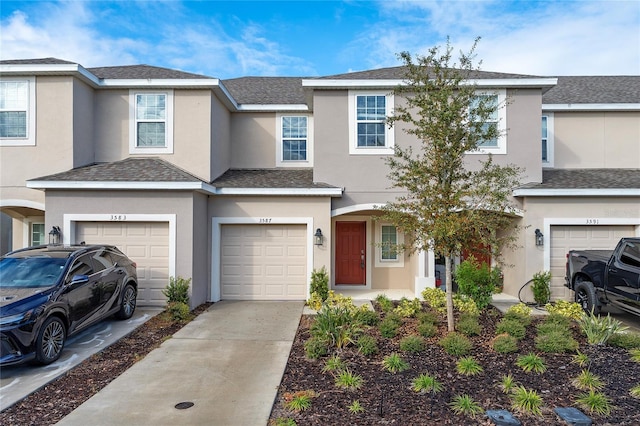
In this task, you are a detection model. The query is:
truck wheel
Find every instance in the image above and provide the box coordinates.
[575,281,600,315]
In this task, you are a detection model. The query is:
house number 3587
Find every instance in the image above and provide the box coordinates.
[259,218,272,223]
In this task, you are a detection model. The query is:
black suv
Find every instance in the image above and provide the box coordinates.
[0,245,138,366]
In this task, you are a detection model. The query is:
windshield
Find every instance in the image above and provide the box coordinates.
[0,257,67,288]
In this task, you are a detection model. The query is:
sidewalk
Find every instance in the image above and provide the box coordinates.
[56,301,304,426]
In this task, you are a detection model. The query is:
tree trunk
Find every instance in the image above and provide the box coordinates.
[445,255,455,332]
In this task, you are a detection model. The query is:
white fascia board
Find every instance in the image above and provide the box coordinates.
[0,63,101,86]
[302,78,557,89]
[99,78,221,88]
[215,187,343,196]
[513,188,640,197]
[543,103,640,111]
[236,104,309,112]
[26,180,217,193]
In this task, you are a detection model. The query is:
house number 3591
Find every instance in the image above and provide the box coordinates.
[586,218,599,224]
[110,215,127,221]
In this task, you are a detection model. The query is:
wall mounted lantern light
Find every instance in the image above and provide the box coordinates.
[314,228,324,246]
[49,226,61,245]
[535,228,544,247]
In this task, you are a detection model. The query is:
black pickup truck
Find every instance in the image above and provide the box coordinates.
[565,237,640,315]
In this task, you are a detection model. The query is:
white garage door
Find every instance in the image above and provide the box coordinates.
[76,222,170,306]
[221,224,307,300]
[550,225,636,301]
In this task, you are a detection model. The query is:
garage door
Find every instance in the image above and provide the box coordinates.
[76,222,170,306]
[221,224,307,300]
[550,225,636,301]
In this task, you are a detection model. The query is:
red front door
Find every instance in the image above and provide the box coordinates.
[335,221,366,285]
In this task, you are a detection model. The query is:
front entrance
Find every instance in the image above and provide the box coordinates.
[335,221,366,285]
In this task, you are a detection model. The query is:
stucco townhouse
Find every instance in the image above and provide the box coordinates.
[1,58,638,308]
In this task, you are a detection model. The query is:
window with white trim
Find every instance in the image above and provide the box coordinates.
[375,223,404,267]
[276,115,312,166]
[31,223,45,246]
[348,91,394,155]
[541,113,554,167]
[467,90,506,155]
[0,77,36,146]
[129,90,173,154]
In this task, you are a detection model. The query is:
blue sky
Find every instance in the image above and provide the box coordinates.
[1,1,639,78]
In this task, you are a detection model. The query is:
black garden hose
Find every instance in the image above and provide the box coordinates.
[518,278,537,306]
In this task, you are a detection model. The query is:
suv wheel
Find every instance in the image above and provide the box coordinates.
[115,284,137,320]
[35,316,66,365]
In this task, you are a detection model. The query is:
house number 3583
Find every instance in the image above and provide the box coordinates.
[110,215,127,221]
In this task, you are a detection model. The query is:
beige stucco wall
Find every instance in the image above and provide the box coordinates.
[553,111,640,169]
[229,113,277,168]
[72,79,95,167]
[314,88,544,212]
[210,95,231,180]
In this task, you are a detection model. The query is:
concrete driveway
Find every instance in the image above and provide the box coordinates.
[0,308,158,411]
[57,301,304,426]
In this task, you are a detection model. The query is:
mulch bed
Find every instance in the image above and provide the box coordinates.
[269,306,640,425]
[0,303,212,426]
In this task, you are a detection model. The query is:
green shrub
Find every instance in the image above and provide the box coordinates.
[310,266,329,300]
[167,301,191,321]
[439,332,472,356]
[453,294,479,315]
[545,300,583,320]
[506,303,531,317]
[541,313,573,328]
[449,394,483,417]
[322,354,347,373]
[357,335,378,356]
[576,390,612,415]
[311,305,362,349]
[399,335,426,354]
[412,373,443,393]
[375,294,394,312]
[535,330,579,353]
[304,337,329,359]
[334,368,363,390]
[607,332,640,349]
[456,357,483,375]
[348,400,365,414]
[500,374,516,393]
[422,287,446,313]
[354,308,380,327]
[457,315,482,336]
[417,310,439,325]
[496,318,527,340]
[516,353,547,374]
[572,370,604,391]
[162,276,191,305]
[393,297,423,318]
[531,270,551,306]
[630,384,640,399]
[382,353,410,373]
[511,386,543,416]
[572,351,589,367]
[536,321,571,337]
[492,334,519,354]
[271,417,297,426]
[283,390,316,412]
[418,322,438,338]
[454,257,496,310]
[578,312,628,345]
[379,316,400,338]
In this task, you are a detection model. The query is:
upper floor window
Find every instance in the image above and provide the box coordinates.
[0,77,36,146]
[348,91,394,155]
[467,90,506,155]
[276,114,313,167]
[541,113,554,167]
[129,90,173,154]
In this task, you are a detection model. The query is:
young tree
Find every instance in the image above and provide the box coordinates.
[379,39,522,331]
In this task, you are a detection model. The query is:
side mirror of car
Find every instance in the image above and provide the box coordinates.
[70,274,89,284]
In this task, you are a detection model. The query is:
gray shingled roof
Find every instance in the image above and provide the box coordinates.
[316,66,540,80]
[0,57,76,65]
[87,65,213,80]
[213,169,338,189]
[29,158,204,182]
[519,169,640,190]
[543,76,640,104]
[222,77,307,104]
